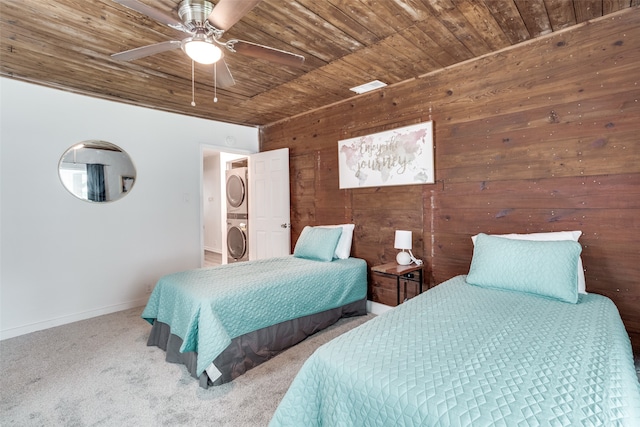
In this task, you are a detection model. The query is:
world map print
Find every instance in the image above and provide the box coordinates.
[338,121,434,189]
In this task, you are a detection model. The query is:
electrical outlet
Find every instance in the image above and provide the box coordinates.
[145,283,153,293]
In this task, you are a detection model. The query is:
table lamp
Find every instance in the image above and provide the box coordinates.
[394,230,413,265]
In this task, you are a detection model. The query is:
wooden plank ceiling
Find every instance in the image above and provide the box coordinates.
[1,0,637,127]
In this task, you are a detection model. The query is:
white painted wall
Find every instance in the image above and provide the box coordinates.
[0,78,259,339]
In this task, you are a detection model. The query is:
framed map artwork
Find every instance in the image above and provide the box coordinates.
[338,121,434,189]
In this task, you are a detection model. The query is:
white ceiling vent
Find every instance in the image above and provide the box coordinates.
[349,80,387,94]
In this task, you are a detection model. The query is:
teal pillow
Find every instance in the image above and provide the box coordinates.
[466,233,582,303]
[293,226,343,262]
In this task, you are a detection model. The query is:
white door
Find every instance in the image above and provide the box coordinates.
[248,148,291,259]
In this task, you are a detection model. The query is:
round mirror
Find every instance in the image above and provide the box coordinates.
[58,140,136,203]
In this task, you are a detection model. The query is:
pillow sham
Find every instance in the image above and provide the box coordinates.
[293,226,343,262]
[471,231,586,294]
[319,224,355,259]
[466,233,582,303]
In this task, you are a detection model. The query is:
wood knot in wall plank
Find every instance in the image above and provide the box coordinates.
[548,110,559,123]
[592,138,607,148]
[495,209,513,218]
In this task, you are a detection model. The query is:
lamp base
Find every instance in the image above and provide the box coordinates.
[396,251,411,265]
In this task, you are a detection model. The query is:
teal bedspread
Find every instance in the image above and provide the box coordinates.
[141,256,367,376]
[271,275,640,426]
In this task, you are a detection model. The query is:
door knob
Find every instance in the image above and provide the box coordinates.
[280,223,291,229]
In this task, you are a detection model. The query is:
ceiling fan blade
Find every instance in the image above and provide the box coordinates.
[112,0,186,31]
[207,0,262,31]
[230,40,305,67]
[111,40,182,61]
[214,58,235,88]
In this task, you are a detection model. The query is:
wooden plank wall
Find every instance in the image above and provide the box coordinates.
[261,8,640,352]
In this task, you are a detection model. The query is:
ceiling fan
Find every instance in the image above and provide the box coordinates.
[111,0,305,89]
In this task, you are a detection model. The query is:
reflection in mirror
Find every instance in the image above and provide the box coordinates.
[58,140,136,203]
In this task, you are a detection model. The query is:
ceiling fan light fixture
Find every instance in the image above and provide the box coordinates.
[182,36,222,64]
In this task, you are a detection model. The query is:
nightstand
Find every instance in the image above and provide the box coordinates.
[371,262,424,306]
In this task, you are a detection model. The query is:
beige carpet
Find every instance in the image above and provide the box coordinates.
[2,308,639,426]
[0,308,374,426]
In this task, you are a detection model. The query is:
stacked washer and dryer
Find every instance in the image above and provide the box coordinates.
[225,166,249,263]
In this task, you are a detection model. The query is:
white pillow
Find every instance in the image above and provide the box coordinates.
[471,231,586,294]
[320,224,355,259]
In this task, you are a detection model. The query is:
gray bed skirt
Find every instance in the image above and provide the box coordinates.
[146,298,367,388]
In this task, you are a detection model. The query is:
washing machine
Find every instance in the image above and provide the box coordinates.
[225,167,248,215]
[227,216,249,263]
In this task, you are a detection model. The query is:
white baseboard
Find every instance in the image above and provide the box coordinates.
[366,300,393,316]
[0,297,149,341]
[3,298,391,340]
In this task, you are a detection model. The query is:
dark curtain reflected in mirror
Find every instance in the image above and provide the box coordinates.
[87,164,106,202]
[59,141,136,203]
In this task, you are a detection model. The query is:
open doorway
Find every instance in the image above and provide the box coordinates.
[201,146,249,268]
[201,146,292,268]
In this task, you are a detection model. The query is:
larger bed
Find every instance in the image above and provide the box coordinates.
[271,233,640,426]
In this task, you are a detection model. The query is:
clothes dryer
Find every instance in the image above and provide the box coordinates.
[225,167,248,215]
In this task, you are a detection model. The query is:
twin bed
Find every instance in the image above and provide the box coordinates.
[142,227,640,425]
[141,224,366,387]
[271,274,640,425]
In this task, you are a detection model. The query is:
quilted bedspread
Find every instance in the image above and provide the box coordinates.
[141,256,366,376]
[270,275,640,426]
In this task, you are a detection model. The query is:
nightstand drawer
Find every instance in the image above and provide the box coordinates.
[371,274,398,306]
[370,262,425,306]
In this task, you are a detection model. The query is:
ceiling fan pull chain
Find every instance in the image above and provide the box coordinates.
[213,62,218,103]
[191,59,196,107]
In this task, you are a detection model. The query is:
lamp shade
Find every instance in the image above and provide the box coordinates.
[182,36,222,65]
[394,230,412,250]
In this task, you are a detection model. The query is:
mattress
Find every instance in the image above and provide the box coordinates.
[270,275,640,426]
[142,255,367,377]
